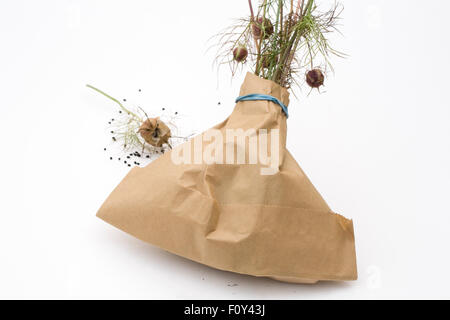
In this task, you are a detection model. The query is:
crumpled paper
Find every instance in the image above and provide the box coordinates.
[97,72,357,283]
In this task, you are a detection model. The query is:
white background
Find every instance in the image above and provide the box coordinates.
[1,0,449,299]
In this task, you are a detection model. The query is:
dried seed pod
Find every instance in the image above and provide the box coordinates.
[252,17,274,40]
[138,117,171,148]
[261,54,278,69]
[233,45,248,63]
[306,69,325,88]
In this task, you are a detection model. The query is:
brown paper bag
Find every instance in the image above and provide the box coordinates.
[97,72,357,283]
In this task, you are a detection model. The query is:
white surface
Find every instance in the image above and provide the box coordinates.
[1,0,450,299]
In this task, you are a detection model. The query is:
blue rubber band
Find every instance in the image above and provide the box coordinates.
[235,94,289,118]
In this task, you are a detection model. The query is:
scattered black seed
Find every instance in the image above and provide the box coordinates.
[175,112,178,115]
[112,118,115,121]
[124,161,127,164]
[123,99,127,102]
[110,157,113,160]
[108,122,111,124]
[127,156,130,159]
[146,155,150,158]
[119,110,122,114]
[138,89,141,92]
[118,158,121,161]
[112,137,116,142]
[110,131,114,134]
[218,102,221,105]
[128,164,131,167]
[162,108,165,111]
[104,148,107,151]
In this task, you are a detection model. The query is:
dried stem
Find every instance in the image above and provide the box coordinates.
[86,84,141,121]
[212,0,344,94]
[248,0,255,21]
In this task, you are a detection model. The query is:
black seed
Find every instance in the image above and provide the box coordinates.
[119,110,122,113]
[218,102,221,105]
[128,164,131,167]
[111,131,114,134]
[112,119,115,121]
[138,89,141,92]
[175,112,178,115]
[104,148,107,151]
[146,155,150,158]
[162,108,165,111]
[112,137,116,142]
[127,156,130,159]
[118,158,121,160]
[124,161,127,164]
[110,157,113,160]
[123,99,126,102]
[108,122,111,124]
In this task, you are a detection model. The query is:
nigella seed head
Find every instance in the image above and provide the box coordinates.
[233,45,248,63]
[252,17,274,40]
[306,69,325,88]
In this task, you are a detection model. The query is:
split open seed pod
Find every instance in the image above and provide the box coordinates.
[138,117,171,148]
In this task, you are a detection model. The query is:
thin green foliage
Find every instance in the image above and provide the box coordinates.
[212,0,344,93]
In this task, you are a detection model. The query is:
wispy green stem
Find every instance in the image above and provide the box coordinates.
[86,84,142,121]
